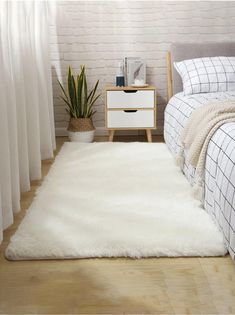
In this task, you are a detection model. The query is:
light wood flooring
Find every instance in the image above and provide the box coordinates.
[0,136,235,314]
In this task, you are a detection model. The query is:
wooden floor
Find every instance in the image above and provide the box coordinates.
[0,136,235,314]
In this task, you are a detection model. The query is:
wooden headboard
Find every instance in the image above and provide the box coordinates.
[166,51,173,101]
[166,42,235,102]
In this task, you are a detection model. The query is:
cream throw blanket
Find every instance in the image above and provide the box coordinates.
[177,101,235,200]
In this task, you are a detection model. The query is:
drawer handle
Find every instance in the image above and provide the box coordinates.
[123,90,137,93]
[124,110,137,113]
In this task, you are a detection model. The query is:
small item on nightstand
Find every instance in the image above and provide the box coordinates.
[131,79,149,88]
[116,61,125,87]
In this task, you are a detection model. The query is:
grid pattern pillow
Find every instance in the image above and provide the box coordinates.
[174,56,235,95]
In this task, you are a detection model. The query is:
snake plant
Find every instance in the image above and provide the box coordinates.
[58,66,100,118]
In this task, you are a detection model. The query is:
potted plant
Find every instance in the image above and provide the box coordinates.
[58,66,100,142]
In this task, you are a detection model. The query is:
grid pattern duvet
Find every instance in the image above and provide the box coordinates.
[164,91,235,260]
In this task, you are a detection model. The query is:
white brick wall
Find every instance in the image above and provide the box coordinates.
[50,1,235,136]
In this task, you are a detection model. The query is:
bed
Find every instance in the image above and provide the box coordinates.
[164,42,235,260]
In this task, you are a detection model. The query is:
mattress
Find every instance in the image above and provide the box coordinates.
[164,91,235,260]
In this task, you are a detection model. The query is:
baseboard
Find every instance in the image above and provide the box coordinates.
[55,127,163,137]
[55,127,69,137]
[55,127,109,137]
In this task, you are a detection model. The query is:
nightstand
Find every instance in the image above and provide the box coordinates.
[105,86,156,142]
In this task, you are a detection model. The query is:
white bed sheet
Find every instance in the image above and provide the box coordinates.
[164,91,235,260]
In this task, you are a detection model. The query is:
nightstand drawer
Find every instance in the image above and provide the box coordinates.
[107,90,154,109]
[107,110,154,128]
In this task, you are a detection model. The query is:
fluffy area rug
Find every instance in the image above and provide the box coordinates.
[5,142,227,260]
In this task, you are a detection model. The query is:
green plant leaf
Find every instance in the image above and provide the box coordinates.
[88,80,99,104]
[67,67,77,113]
[60,96,76,117]
[67,67,74,105]
[88,93,101,108]
[65,108,72,116]
[77,67,84,117]
[58,79,69,101]
[83,68,88,117]
[86,94,100,118]
[71,74,77,116]
[76,75,81,117]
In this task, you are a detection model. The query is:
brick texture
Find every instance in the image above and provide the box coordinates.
[50,1,235,136]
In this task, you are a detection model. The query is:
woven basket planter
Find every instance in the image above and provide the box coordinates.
[68,118,95,143]
[68,118,95,132]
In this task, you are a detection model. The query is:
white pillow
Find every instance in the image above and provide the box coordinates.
[174,56,235,95]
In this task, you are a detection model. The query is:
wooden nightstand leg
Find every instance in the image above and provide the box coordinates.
[146,129,152,143]
[109,130,115,142]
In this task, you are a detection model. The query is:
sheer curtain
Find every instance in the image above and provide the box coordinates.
[0,1,55,243]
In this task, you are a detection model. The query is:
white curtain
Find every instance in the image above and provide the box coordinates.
[0,1,55,243]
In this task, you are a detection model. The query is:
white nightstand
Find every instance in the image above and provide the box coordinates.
[105,86,157,142]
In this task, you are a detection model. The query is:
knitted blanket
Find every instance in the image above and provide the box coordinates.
[177,101,235,200]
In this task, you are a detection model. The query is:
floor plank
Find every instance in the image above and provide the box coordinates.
[0,136,234,314]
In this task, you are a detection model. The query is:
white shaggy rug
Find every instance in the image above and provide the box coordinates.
[6,142,227,260]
